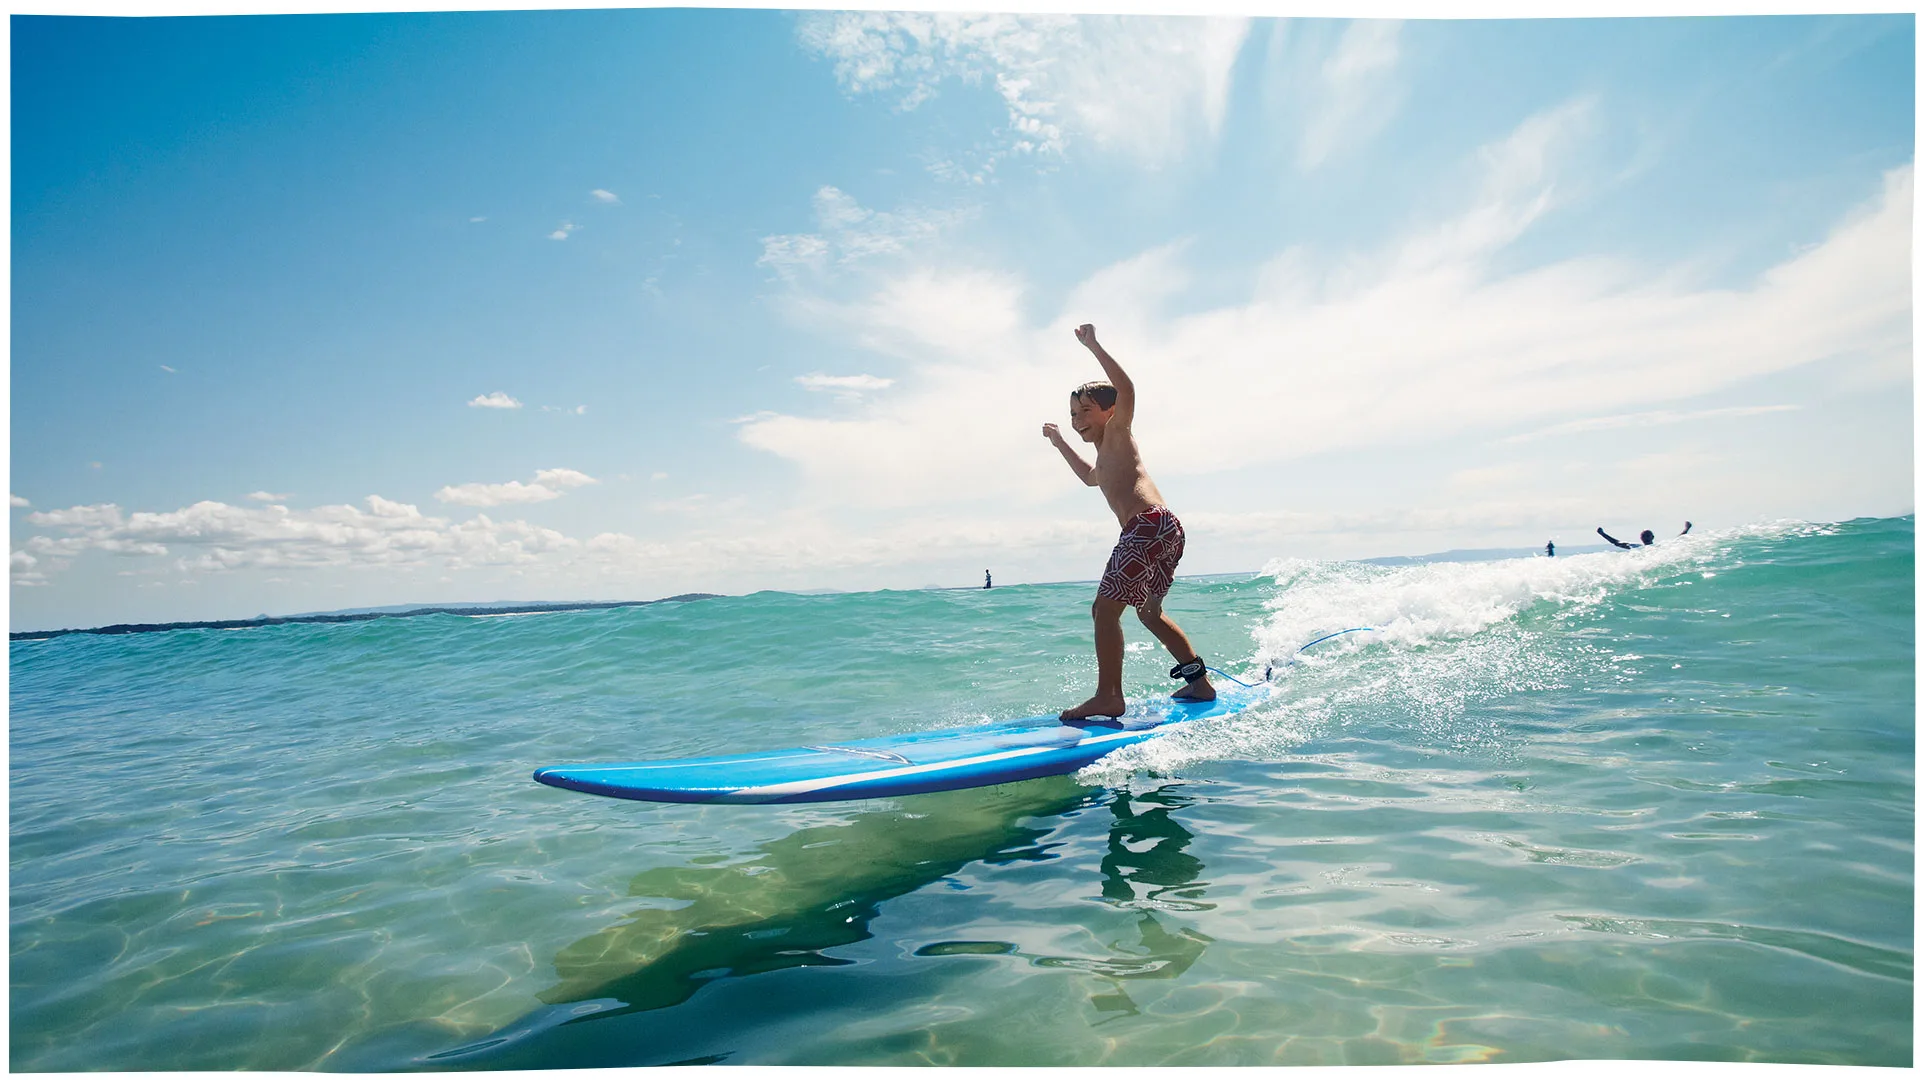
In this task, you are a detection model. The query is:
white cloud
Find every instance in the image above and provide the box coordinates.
[797,13,1251,173]
[1500,405,1802,444]
[759,187,971,281]
[736,105,1911,519]
[533,468,598,489]
[468,392,523,409]
[18,496,578,576]
[18,491,1094,590]
[10,494,28,508]
[796,373,895,396]
[435,468,599,508]
[1296,19,1404,170]
[436,481,563,507]
[550,221,577,240]
[159,364,177,374]
[470,216,488,223]
[11,549,43,587]
[28,504,124,529]
[1388,96,1597,275]
[590,189,620,204]
[246,490,291,503]
[757,233,832,278]
[788,265,1029,364]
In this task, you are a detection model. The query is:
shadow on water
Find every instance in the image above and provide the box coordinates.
[400,783,1215,1069]
[405,777,1104,1069]
[914,786,1214,1025]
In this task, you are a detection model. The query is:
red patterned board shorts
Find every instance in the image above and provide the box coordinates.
[1098,506,1185,608]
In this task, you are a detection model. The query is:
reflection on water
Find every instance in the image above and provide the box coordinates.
[416,778,1099,1067]
[1101,788,1211,911]
[916,786,1213,1024]
[417,783,1216,1067]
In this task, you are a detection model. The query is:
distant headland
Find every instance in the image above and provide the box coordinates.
[8,594,724,642]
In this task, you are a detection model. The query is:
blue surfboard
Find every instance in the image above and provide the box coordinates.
[533,682,1272,805]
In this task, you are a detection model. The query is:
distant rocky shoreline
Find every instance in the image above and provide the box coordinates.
[8,594,725,642]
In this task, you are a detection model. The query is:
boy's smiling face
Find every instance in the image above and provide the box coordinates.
[1069,394,1111,442]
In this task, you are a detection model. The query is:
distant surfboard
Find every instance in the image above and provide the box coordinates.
[533,683,1271,804]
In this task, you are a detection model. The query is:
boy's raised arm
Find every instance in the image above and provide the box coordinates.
[1043,424,1098,485]
[1075,324,1134,426]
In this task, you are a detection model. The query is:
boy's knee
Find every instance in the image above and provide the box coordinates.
[1091,595,1126,620]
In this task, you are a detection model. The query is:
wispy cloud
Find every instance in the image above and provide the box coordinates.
[246,491,291,503]
[759,186,970,280]
[796,372,895,399]
[590,189,620,204]
[468,391,523,409]
[550,220,577,240]
[1297,19,1404,170]
[797,13,1251,174]
[434,468,599,508]
[10,495,28,508]
[735,104,1910,515]
[1499,405,1802,444]
[159,364,177,374]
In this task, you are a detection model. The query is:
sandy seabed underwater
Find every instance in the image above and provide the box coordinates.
[9,517,1913,1068]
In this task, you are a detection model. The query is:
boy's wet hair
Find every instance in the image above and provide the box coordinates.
[1071,381,1118,409]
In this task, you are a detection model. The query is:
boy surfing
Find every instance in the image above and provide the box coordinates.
[1042,324,1215,721]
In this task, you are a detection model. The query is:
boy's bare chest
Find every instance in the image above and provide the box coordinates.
[1091,434,1143,485]
[1094,433,1139,469]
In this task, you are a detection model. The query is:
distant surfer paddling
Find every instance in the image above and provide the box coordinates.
[1598,521,1692,549]
[1042,323,1215,721]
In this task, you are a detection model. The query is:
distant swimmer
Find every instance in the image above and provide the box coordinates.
[984,570,992,590]
[1598,521,1692,549]
[1546,541,1555,557]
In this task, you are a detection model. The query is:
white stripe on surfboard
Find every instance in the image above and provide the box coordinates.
[726,724,1153,800]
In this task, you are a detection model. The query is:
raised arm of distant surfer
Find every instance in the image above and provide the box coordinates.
[1599,522,1693,549]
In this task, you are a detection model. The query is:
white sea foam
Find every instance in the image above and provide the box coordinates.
[1247,524,1794,665]
[1078,521,1820,785]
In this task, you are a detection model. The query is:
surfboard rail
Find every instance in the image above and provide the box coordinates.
[533,683,1271,804]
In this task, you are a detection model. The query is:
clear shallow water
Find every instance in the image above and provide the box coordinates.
[10,517,1912,1069]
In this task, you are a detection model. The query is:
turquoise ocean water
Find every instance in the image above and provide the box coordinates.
[9,517,1913,1068]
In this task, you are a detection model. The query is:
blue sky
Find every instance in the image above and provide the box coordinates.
[10,7,1914,630]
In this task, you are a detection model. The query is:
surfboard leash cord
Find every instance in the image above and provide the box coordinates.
[1204,626,1380,687]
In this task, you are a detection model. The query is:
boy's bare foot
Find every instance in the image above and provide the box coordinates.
[1172,678,1216,703]
[1060,693,1127,721]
